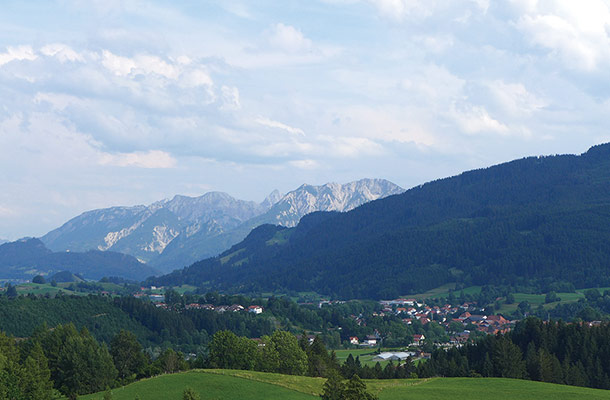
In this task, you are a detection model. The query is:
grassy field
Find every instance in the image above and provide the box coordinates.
[409,284,482,300]
[80,370,610,400]
[79,370,317,400]
[15,282,86,296]
[335,348,388,367]
[496,291,585,314]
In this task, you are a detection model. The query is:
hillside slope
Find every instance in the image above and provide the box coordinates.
[0,238,156,281]
[153,143,610,299]
[80,370,610,400]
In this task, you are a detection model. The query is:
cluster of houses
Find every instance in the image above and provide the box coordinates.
[346,298,514,348]
[376,298,514,337]
[132,288,263,314]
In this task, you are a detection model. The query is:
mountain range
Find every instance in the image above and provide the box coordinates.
[151,143,610,299]
[40,179,404,273]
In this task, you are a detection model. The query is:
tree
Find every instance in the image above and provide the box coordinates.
[493,337,525,379]
[269,331,307,375]
[32,275,46,284]
[320,371,344,400]
[545,292,559,304]
[22,342,54,399]
[208,331,258,371]
[183,387,200,400]
[54,326,118,396]
[6,284,17,299]
[110,330,148,384]
[343,375,378,400]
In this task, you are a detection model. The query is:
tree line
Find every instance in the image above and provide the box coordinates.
[419,317,610,389]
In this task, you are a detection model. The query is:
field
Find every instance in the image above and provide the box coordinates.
[335,348,387,367]
[80,370,610,400]
[408,284,482,300]
[496,292,584,314]
[407,284,610,316]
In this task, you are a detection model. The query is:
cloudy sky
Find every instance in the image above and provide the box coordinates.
[1,0,610,240]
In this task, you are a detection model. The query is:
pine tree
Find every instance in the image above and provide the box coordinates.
[343,375,378,400]
[183,387,200,400]
[320,371,344,400]
[22,342,54,400]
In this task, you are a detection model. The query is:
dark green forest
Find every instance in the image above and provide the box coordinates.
[151,143,610,299]
[420,317,610,390]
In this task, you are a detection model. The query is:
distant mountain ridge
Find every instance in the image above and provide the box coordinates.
[0,238,156,281]
[40,179,404,272]
[151,143,610,299]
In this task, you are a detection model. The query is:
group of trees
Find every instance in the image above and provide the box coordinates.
[420,317,610,389]
[207,330,336,377]
[321,373,378,400]
[0,323,193,399]
[342,354,416,380]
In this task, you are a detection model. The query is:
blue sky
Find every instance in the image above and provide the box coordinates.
[1,0,610,239]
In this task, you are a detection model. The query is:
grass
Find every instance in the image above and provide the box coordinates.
[409,284,482,300]
[79,370,317,400]
[15,283,86,296]
[79,370,610,400]
[334,348,394,367]
[373,377,610,400]
[496,292,585,314]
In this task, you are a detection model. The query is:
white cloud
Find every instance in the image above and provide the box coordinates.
[220,86,241,110]
[256,117,305,136]
[268,23,313,53]
[40,43,84,63]
[101,50,137,76]
[367,0,435,19]
[101,51,180,79]
[487,80,547,116]
[0,45,37,66]
[318,135,384,157]
[98,150,177,168]
[513,0,610,70]
[289,159,319,169]
[0,205,17,217]
[363,0,488,20]
[451,102,509,135]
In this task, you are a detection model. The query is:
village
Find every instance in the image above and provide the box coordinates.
[132,286,514,354]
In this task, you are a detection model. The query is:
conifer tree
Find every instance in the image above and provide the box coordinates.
[343,375,378,400]
[320,371,344,400]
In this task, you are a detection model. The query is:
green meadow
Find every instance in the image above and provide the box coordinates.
[80,369,610,400]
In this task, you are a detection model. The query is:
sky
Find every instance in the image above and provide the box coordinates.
[1,0,610,240]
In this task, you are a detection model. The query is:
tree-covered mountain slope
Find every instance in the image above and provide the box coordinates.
[0,238,157,281]
[152,143,610,299]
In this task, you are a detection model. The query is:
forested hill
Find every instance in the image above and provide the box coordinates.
[152,143,610,299]
[0,238,157,281]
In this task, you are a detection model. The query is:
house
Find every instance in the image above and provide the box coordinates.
[486,315,508,324]
[149,294,164,302]
[227,304,244,312]
[349,336,359,345]
[413,334,425,345]
[458,312,472,320]
[365,335,379,346]
[248,305,263,314]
